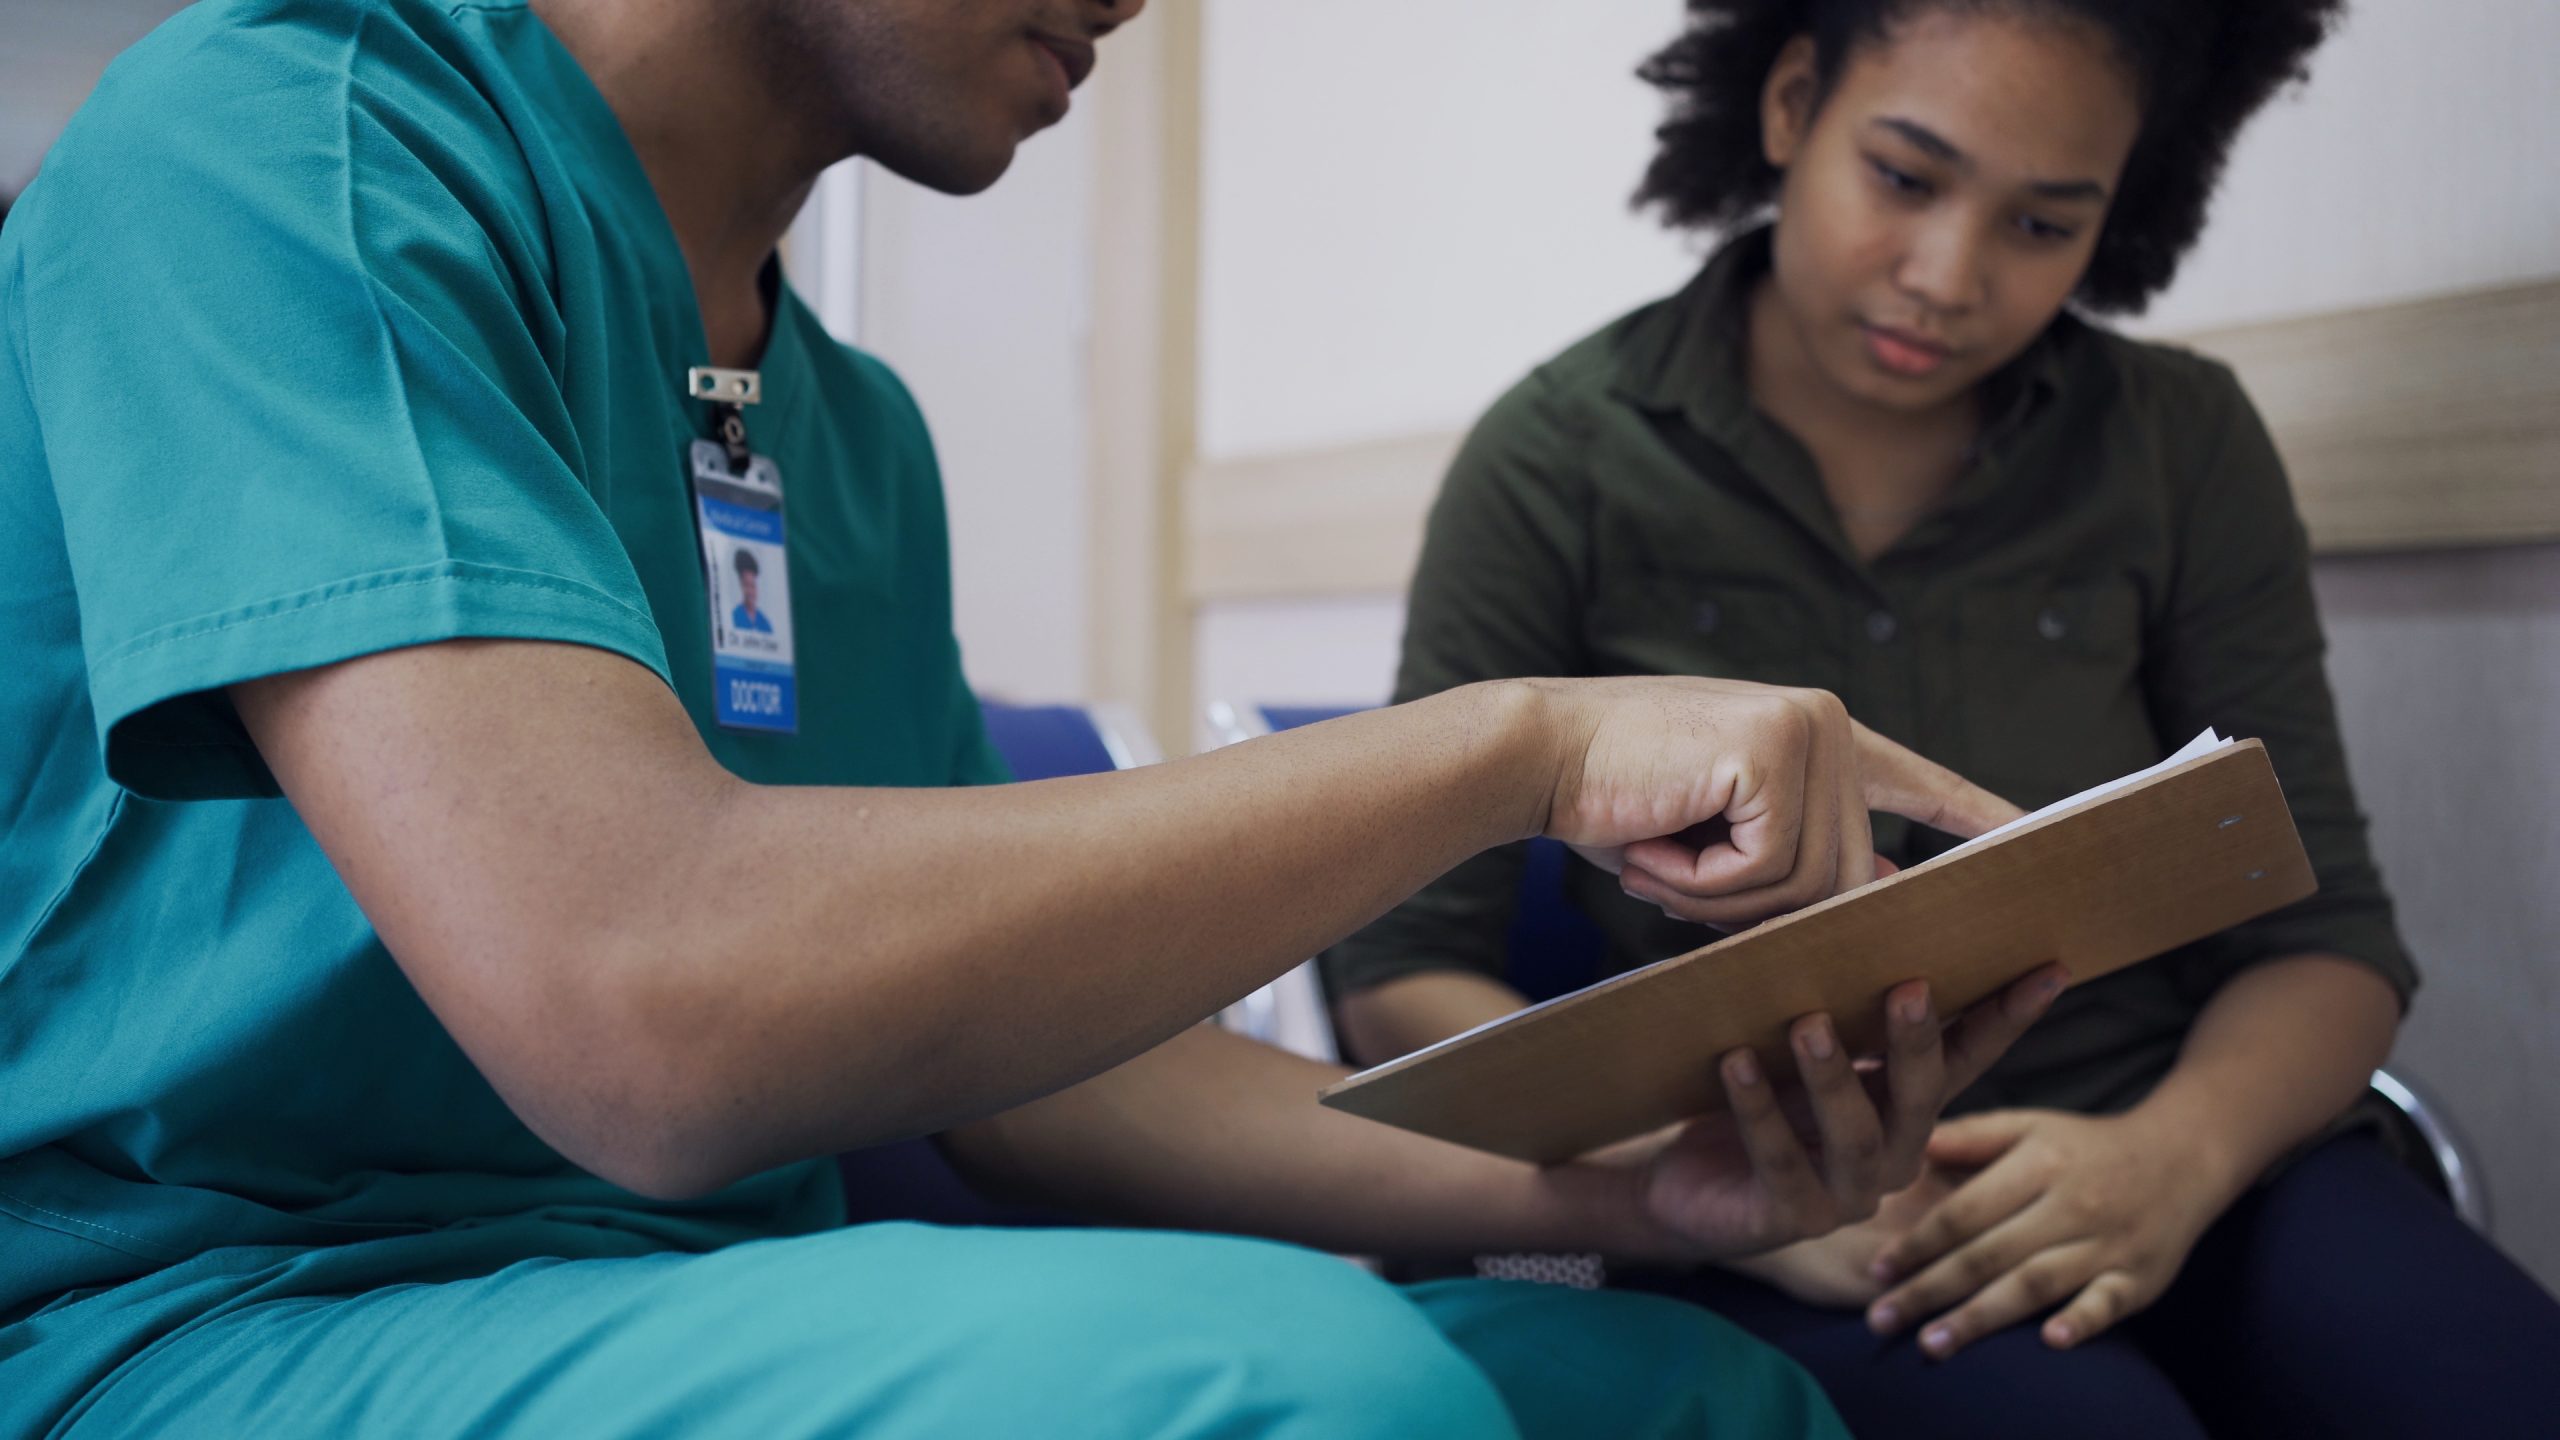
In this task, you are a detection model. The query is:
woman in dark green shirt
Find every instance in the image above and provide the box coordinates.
[1329,1,2560,1434]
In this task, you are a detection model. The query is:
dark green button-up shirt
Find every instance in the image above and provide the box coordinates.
[1328,228,2415,1117]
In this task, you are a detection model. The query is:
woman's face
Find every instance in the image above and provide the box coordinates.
[1759,8,2144,413]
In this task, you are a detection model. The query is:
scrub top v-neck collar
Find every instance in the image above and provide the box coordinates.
[506,0,811,449]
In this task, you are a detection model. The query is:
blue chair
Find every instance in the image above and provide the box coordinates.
[978,700,1158,779]
[1210,700,2491,1234]
[834,699,1159,1228]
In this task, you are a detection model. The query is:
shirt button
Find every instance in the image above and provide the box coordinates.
[2037,607,2069,641]
[1865,610,1897,644]
[1694,600,1722,635]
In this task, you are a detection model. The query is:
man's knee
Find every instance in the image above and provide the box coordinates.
[769,1228,1519,1439]
[1032,1236,1517,1440]
[1410,1278,1842,1439]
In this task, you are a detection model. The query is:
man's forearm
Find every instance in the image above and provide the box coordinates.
[2130,953,2401,1197]
[943,1023,1668,1263]
[676,685,1563,1176]
[242,643,1561,1194]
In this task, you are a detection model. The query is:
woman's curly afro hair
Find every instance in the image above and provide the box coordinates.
[1633,0,2346,314]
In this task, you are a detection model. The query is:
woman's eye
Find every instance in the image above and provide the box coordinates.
[1868,158,1931,197]
[2017,215,2079,243]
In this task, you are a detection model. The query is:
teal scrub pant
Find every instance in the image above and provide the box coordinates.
[59,1223,1846,1438]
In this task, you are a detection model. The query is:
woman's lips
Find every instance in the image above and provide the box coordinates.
[1862,323,1952,378]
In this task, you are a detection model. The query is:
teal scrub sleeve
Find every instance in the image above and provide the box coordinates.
[17,10,669,803]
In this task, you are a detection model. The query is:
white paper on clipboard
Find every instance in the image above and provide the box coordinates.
[1946,728,2232,855]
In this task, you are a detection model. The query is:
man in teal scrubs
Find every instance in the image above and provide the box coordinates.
[0,1,2063,1434]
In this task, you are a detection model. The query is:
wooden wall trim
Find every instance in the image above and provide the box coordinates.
[1086,0,1203,751]
[2183,280,2560,553]
[1185,277,2560,602]
[1186,432,1458,602]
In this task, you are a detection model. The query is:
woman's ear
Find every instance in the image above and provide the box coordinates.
[1761,34,1822,169]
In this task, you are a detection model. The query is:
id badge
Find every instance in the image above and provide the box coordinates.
[688,439,797,733]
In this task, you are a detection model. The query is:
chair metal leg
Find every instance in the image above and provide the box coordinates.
[2368,1066,2490,1232]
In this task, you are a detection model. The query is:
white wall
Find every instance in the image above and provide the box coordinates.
[1192,595,1405,721]
[1198,0,1696,461]
[855,111,1097,704]
[2133,0,2560,334]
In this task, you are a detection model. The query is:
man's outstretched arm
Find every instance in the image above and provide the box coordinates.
[236,638,2013,1200]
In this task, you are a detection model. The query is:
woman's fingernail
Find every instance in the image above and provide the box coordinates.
[1869,1255,1895,1281]
[2048,1323,2075,1347]
[1800,1020,1836,1060]
[1896,991,1927,1026]
[1729,1051,1760,1087]
[1867,1303,1898,1332]
[1922,1324,1954,1356]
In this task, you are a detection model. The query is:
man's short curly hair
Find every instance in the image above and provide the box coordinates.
[1633,0,2345,314]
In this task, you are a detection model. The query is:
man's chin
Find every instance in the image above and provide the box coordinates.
[871,132,1022,197]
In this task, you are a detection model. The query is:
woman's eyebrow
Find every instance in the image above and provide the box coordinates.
[1875,115,1967,164]
[1871,116,2112,202]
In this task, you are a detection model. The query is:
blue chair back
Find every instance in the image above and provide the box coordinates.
[978,701,1120,781]
[835,700,1133,1229]
[1251,704,1608,1005]
[1505,829,1611,1004]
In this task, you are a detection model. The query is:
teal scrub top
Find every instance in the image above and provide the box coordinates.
[0,0,1005,1414]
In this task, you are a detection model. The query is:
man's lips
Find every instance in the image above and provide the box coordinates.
[1031,33,1096,90]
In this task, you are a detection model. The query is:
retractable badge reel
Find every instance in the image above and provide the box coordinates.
[686,366,796,734]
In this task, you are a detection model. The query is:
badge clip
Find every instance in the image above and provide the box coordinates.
[686,367,762,406]
[688,367,762,474]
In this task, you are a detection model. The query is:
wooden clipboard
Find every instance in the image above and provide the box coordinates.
[1318,739,2316,1163]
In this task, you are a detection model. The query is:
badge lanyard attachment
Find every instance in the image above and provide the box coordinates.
[689,366,762,473]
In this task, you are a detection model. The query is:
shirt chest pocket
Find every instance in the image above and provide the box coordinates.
[1954,578,2159,807]
[1584,576,1840,693]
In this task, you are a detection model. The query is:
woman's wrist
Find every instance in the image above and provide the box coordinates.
[2119,1082,2261,1211]
[2125,956,2402,1211]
